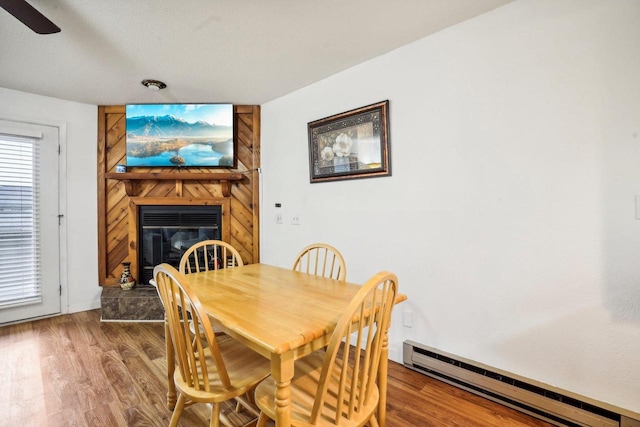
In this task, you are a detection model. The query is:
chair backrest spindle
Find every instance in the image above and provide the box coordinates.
[154,264,231,389]
[310,271,397,424]
[179,240,244,274]
[292,243,346,281]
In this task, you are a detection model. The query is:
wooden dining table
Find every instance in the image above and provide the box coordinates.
[163,263,406,427]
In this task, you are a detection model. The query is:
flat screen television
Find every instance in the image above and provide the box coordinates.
[125,103,236,168]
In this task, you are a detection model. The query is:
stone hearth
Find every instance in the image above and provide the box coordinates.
[100,286,164,321]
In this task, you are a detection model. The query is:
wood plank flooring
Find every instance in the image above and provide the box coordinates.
[0,310,554,427]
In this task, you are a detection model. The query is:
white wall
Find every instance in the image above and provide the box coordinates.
[260,0,640,414]
[0,87,100,313]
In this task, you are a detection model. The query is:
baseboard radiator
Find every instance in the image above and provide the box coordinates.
[403,340,640,427]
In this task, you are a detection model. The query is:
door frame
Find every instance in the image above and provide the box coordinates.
[0,115,67,323]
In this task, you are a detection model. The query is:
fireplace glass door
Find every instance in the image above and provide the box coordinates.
[138,205,222,285]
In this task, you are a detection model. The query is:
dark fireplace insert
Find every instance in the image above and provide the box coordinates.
[138,205,222,286]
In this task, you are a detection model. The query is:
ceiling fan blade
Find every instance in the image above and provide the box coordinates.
[0,0,60,34]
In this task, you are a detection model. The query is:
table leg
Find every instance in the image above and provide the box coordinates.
[377,332,389,427]
[165,318,177,410]
[272,352,294,427]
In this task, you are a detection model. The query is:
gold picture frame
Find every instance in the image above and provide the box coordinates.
[308,100,391,183]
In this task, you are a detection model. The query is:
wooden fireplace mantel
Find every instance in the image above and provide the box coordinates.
[104,172,244,197]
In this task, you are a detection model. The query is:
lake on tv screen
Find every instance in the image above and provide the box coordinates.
[126,143,233,167]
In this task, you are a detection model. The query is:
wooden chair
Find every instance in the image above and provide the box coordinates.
[178,239,254,415]
[153,263,271,427]
[292,243,346,281]
[179,240,243,338]
[179,240,244,274]
[254,271,399,427]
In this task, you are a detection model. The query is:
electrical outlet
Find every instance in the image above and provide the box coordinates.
[403,311,413,328]
[275,213,283,224]
[291,214,300,225]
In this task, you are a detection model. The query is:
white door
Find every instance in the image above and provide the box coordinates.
[0,119,61,324]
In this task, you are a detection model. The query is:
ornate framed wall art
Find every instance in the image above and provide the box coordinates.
[308,100,390,183]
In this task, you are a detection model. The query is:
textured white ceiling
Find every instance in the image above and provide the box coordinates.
[0,0,511,105]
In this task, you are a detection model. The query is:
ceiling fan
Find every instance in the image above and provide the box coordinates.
[0,0,60,34]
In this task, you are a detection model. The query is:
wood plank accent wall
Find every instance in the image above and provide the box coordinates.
[97,105,261,286]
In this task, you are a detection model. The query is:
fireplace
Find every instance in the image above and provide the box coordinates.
[138,205,222,285]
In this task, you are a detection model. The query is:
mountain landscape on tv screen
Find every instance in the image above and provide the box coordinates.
[126,114,231,138]
[126,114,233,167]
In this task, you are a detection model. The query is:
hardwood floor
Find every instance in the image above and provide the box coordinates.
[0,310,554,427]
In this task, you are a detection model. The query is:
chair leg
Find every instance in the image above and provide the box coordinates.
[209,402,221,427]
[169,394,186,427]
[256,412,269,427]
[234,392,260,417]
[369,414,380,427]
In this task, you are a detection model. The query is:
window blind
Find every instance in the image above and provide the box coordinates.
[0,134,42,309]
